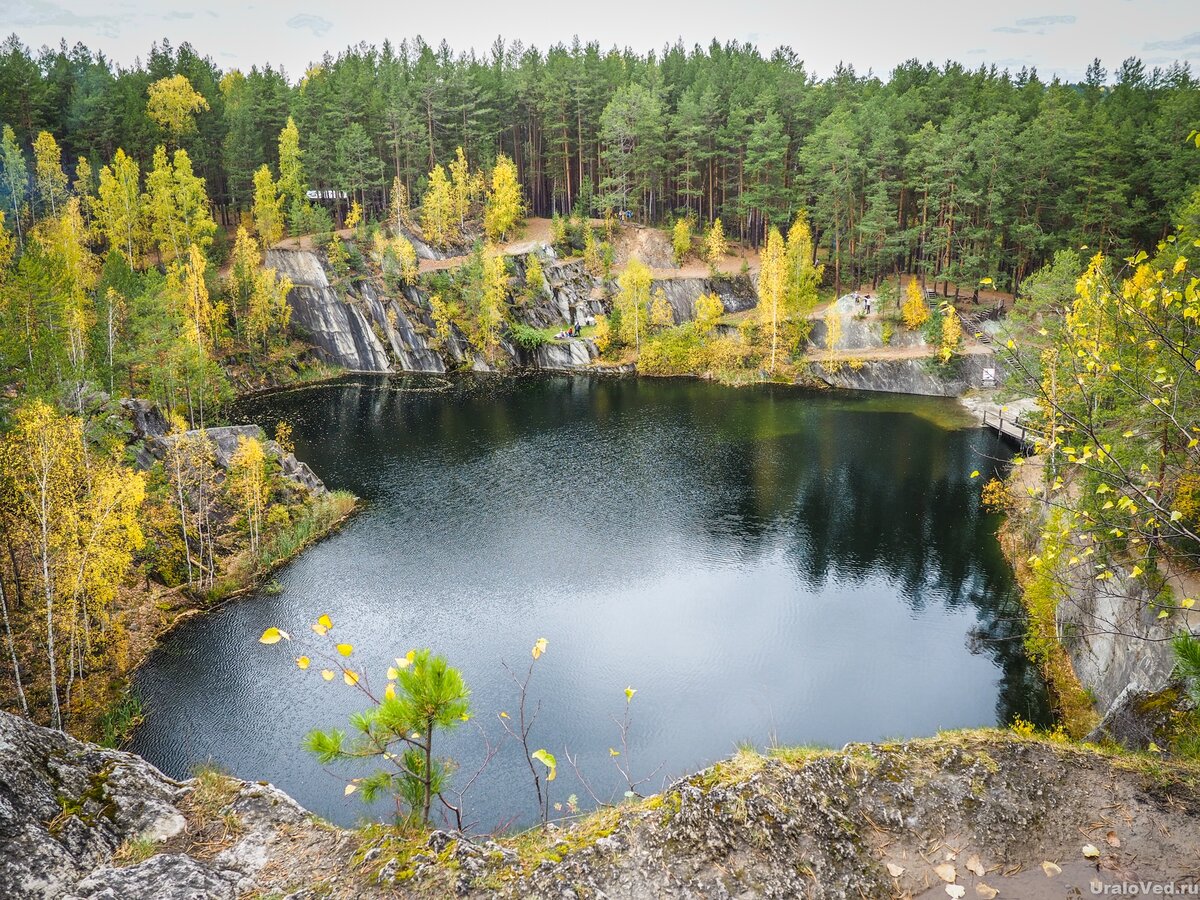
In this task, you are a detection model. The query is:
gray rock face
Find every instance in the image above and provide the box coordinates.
[650,274,756,325]
[0,711,189,900]
[266,249,391,372]
[814,353,1002,397]
[807,295,927,351]
[1054,554,1183,727]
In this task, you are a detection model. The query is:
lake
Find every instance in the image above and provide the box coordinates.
[130,374,1049,829]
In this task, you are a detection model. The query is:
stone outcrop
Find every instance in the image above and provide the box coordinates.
[141,423,326,495]
[4,711,1200,899]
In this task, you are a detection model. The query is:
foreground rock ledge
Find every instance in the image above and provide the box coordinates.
[2,712,1199,899]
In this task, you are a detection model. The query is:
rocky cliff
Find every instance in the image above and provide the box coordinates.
[4,711,1199,899]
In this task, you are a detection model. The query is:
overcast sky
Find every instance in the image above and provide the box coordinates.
[4,0,1199,82]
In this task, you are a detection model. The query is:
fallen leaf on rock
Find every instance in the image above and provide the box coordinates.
[947,886,966,899]
[1042,861,1063,877]
[935,863,958,883]
[966,855,986,877]
[976,885,999,899]
[887,863,905,878]
[1105,831,1121,848]
[1082,844,1101,860]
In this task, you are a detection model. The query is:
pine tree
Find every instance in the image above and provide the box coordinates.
[1,125,29,249]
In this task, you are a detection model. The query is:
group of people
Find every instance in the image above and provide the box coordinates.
[850,291,874,315]
[554,315,597,340]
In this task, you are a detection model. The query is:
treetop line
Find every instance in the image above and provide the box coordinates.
[0,35,1197,291]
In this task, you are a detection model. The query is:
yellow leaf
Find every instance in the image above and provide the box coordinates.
[625,686,637,703]
[311,623,328,636]
[296,656,310,670]
[343,670,360,686]
[1041,861,1062,877]
[970,470,980,478]
[976,885,999,899]
[344,782,357,796]
[1158,609,1170,619]
[395,651,414,669]
[318,614,333,630]
[1131,565,1143,578]
[965,855,985,877]
[386,667,400,680]
[1183,598,1195,609]
[532,637,548,660]
[499,711,509,719]
[531,748,557,781]
[321,669,335,681]
[336,643,353,657]
[1149,741,1162,753]
[609,747,620,757]
[1081,844,1100,860]
[460,713,470,721]
[935,863,957,883]
[259,627,287,644]
[384,682,396,701]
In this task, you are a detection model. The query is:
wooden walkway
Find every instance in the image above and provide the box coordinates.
[982,409,1041,449]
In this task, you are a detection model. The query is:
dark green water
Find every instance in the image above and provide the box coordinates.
[130,375,1049,829]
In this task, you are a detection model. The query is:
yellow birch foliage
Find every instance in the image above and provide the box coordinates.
[615,257,652,349]
[147,74,210,138]
[32,131,68,219]
[278,117,306,209]
[477,250,509,361]
[939,304,962,362]
[902,277,930,329]
[96,148,143,267]
[704,218,727,273]
[484,153,523,241]
[694,293,725,333]
[757,226,787,372]
[672,218,692,266]
[252,165,284,248]
[421,165,457,248]
[650,288,674,330]
[227,436,267,552]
